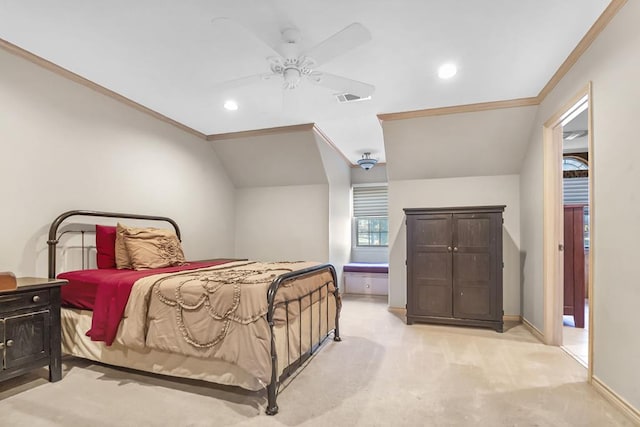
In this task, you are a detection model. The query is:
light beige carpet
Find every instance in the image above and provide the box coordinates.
[0,295,634,426]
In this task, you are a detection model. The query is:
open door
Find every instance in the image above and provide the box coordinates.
[543,83,594,379]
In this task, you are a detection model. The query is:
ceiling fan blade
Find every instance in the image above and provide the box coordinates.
[308,72,375,99]
[212,72,278,92]
[302,23,372,67]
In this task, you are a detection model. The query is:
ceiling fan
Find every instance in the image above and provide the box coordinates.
[213,20,375,99]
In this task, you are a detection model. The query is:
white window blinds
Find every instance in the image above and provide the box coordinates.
[353,185,388,217]
[563,177,588,204]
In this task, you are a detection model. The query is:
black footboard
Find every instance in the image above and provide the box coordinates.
[265,263,341,415]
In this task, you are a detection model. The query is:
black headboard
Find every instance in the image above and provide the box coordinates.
[47,210,181,278]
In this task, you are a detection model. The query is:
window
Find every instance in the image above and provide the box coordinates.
[353,185,388,247]
[563,156,588,171]
[356,217,388,246]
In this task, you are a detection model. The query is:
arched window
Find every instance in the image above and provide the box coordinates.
[563,156,588,171]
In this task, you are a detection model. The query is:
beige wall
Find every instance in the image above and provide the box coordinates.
[316,135,352,287]
[211,128,342,272]
[519,130,544,330]
[211,130,327,188]
[0,48,236,277]
[387,175,521,315]
[234,185,330,263]
[519,0,640,409]
[382,107,536,181]
[351,164,388,184]
[222,131,347,273]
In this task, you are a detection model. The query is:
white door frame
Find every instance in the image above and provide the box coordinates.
[542,82,594,380]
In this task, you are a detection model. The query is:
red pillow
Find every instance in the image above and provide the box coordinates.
[96,225,117,269]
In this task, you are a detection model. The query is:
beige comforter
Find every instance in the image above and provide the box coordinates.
[115,261,337,385]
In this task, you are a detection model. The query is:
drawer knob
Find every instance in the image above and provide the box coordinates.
[32,295,41,303]
[6,339,14,347]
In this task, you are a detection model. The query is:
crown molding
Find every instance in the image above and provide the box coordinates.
[0,38,207,140]
[207,123,354,166]
[311,125,354,166]
[1,1,627,143]
[537,0,628,102]
[378,0,626,121]
[377,97,539,122]
[206,123,314,141]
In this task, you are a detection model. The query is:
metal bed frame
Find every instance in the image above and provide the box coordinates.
[47,210,341,415]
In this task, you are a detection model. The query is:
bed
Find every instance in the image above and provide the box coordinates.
[47,210,341,415]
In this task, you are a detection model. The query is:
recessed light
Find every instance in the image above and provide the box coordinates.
[438,63,457,79]
[224,100,238,111]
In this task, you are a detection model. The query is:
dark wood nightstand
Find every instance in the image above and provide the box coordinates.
[0,278,67,383]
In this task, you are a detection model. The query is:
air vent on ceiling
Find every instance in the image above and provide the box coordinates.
[336,93,371,103]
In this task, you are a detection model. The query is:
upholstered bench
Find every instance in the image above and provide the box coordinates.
[343,263,388,295]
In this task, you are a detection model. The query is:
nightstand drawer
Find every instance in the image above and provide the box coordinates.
[0,289,50,313]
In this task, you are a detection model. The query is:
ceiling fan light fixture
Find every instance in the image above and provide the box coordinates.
[283,68,301,89]
[438,63,457,79]
[223,100,238,111]
[212,21,374,98]
[357,152,378,170]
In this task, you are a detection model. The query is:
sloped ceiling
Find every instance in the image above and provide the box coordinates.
[383,106,538,181]
[210,128,327,187]
[0,0,612,163]
[563,108,589,153]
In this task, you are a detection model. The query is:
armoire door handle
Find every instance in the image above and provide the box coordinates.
[447,246,452,252]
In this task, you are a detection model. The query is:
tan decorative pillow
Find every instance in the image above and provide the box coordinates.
[115,223,133,269]
[123,226,186,270]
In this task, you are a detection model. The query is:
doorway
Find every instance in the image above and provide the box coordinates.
[561,105,590,367]
[542,83,594,379]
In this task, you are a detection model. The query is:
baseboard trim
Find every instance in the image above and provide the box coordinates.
[592,376,640,424]
[522,317,545,343]
[389,311,521,324]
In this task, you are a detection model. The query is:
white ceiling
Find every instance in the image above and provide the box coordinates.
[0,0,610,163]
[563,108,589,153]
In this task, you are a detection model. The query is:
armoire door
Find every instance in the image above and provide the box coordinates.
[452,213,500,320]
[407,214,453,318]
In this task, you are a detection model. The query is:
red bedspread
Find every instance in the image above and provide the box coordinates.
[59,260,233,346]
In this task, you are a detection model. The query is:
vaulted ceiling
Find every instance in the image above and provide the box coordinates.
[0,0,611,164]
[383,105,539,180]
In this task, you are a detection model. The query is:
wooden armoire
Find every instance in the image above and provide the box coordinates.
[404,205,505,332]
